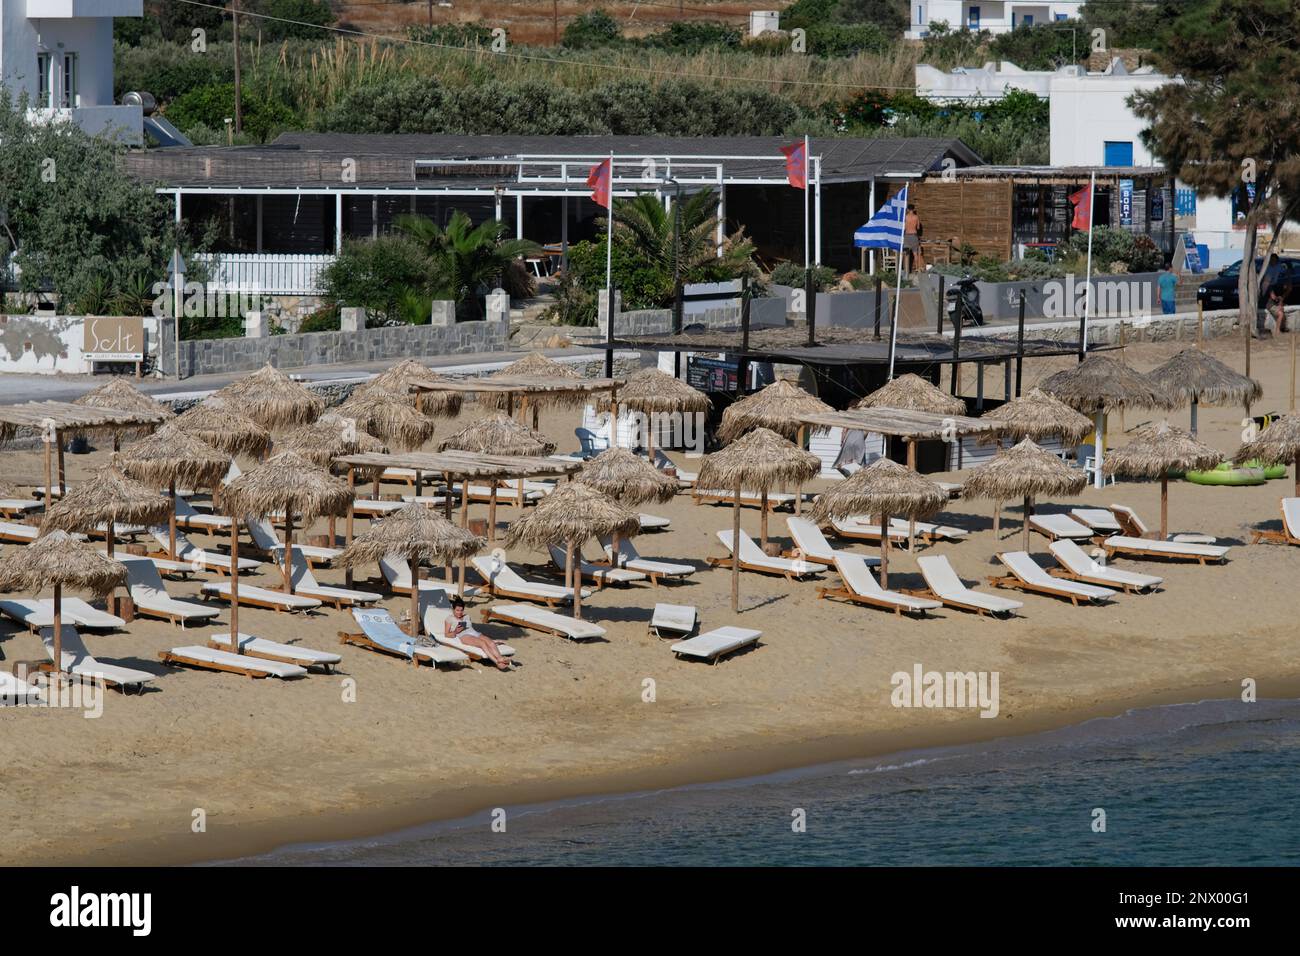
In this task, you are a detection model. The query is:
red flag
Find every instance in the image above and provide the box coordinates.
[780,140,807,190]
[587,158,612,209]
[1070,184,1092,230]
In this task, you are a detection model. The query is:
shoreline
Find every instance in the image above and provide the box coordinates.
[72,673,1300,867]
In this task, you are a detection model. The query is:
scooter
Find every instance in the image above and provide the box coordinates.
[945,275,985,328]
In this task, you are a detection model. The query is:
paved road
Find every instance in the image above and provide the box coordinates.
[0,346,626,406]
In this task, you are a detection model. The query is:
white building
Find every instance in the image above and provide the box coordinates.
[0,0,142,143]
[906,1,1084,38]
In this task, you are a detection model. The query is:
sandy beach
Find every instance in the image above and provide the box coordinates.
[2,332,1298,866]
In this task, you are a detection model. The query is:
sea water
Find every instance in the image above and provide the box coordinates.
[226,698,1300,866]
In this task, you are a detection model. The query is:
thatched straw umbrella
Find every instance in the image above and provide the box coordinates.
[0,531,126,679]
[576,446,678,564]
[335,504,484,639]
[1104,423,1222,541]
[1148,348,1263,435]
[40,466,170,557]
[852,372,966,416]
[1234,414,1300,497]
[597,368,710,458]
[112,424,230,559]
[209,362,324,430]
[962,439,1087,551]
[278,412,388,469]
[505,482,639,619]
[482,352,584,424]
[698,427,821,610]
[357,358,465,418]
[172,402,272,459]
[439,412,556,544]
[1039,354,1177,490]
[334,387,436,452]
[73,379,172,450]
[810,458,946,588]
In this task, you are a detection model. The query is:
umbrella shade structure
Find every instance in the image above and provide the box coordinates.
[979,388,1095,445]
[716,378,834,444]
[505,482,640,619]
[356,359,465,417]
[172,402,272,458]
[208,363,324,430]
[72,379,172,448]
[1148,348,1263,434]
[334,388,437,452]
[40,466,171,556]
[809,457,947,589]
[1234,414,1300,497]
[112,424,230,560]
[277,413,388,469]
[852,373,966,416]
[596,367,710,457]
[0,530,126,678]
[1104,422,1222,541]
[481,352,584,412]
[577,447,678,506]
[962,438,1088,551]
[437,412,555,457]
[1039,354,1177,489]
[335,503,484,637]
[699,427,822,609]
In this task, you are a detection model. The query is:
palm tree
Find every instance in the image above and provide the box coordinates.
[395,211,540,319]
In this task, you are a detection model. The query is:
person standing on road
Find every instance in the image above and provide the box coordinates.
[1158,260,1178,315]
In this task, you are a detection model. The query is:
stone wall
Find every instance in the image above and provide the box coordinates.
[597,299,786,337]
[964,307,1242,348]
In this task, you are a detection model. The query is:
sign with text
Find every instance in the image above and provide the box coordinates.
[83,316,145,362]
[1119,179,1133,227]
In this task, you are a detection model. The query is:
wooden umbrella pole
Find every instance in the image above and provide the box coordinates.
[43,432,52,505]
[488,485,497,542]
[993,500,1001,540]
[106,520,115,559]
[410,556,421,637]
[566,540,579,620]
[113,433,120,453]
[283,510,294,592]
[414,468,423,499]
[880,511,891,589]
[647,411,655,461]
[344,467,356,588]
[458,483,469,596]
[1292,318,1297,411]
[229,515,241,651]
[1022,495,1032,552]
[56,434,65,499]
[1160,476,1169,542]
[795,425,806,516]
[444,471,454,583]
[760,489,769,548]
[52,582,63,678]
[731,484,741,613]
[906,439,918,551]
[169,479,178,559]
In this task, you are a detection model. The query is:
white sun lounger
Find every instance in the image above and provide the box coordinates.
[379,554,479,598]
[174,496,232,533]
[827,515,909,543]
[246,515,340,565]
[200,581,322,613]
[711,529,821,580]
[819,554,941,616]
[207,632,342,671]
[470,556,587,606]
[120,555,221,626]
[159,644,308,679]
[0,521,39,544]
[1100,535,1229,564]
[547,544,645,587]
[990,551,1116,605]
[0,497,41,517]
[41,625,156,690]
[650,603,697,638]
[914,555,1022,617]
[599,536,695,583]
[786,516,840,567]
[451,482,543,506]
[480,602,607,641]
[671,626,761,663]
[352,498,408,518]
[421,592,516,662]
[1070,508,1123,533]
[637,513,671,531]
[1252,497,1300,545]
[338,607,469,668]
[652,449,697,485]
[1110,504,1217,544]
[889,517,969,542]
[289,550,382,608]
[1029,513,1096,541]
[1049,540,1163,593]
[0,599,124,631]
[0,670,41,705]
[694,488,800,509]
[148,526,261,574]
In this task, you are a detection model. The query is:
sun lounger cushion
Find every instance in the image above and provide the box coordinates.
[0,521,39,542]
[121,556,220,621]
[0,498,41,514]
[149,526,261,572]
[210,632,342,667]
[829,516,908,540]
[0,671,41,705]
[718,529,820,576]
[379,554,479,597]
[1102,535,1229,560]
[999,551,1115,600]
[1070,508,1122,532]
[470,556,586,601]
[599,537,694,577]
[1029,513,1095,539]
[548,545,645,584]
[487,603,606,640]
[41,626,156,688]
[164,644,307,678]
[916,555,1022,614]
[1283,498,1300,539]
[651,603,697,637]
[1110,504,1216,544]
[671,626,760,661]
[637,513,671,530]
[201,582,322,611]
[833,554,941,611]
[290,551,381,604]
[890,517,969,539]
[246,516,340,563]
[1049,540,1162,590]
[421,596,515,659]
[350,608,469,665]
[0,599,124,630]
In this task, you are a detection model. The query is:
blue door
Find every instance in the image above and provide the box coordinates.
[968,5,980,29]
[1023,14,1034,25]
[1103,141,1134,167]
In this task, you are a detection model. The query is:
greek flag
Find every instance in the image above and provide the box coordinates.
[854,185,908,249]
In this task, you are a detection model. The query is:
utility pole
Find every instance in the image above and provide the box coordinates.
[232,0,243,134]
[553,1,559,45]
[428,0,434,29]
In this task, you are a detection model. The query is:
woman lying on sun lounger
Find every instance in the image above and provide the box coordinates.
[444,597,515,671]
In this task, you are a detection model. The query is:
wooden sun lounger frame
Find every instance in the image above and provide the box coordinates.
[157,648,279,679]
[1251,503,1300,546]
[706,554,816,582]
[1046,567,1157,594]
[337,628,433,668]
[691,488,800,511]
[985,571,1104,606]
[815,584,933,617]
[475,578,570,608]
[201,588,318,614]
[480,605,594,639]
[205,639,336,672]
[898,587,1014,617]
[1099,538,1227,565]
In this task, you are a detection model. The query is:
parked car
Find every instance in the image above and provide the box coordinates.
[1197,257,1300,309]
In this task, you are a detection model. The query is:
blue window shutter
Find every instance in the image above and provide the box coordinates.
[1103,141,1134,167]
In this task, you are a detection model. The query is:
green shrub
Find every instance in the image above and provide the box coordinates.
[164,82,302,142]
[562,9,622,49]
[770,261,837,290]
[298,307,341,333]
[644,21,742,52]
[320,236,431,326]
[406,23,493,47]
[805,23,891,58]
[989,22,1082,70]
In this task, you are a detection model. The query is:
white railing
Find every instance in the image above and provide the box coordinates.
[193,253,335,295]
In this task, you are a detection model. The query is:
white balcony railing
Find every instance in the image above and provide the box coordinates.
[193,253,335,296]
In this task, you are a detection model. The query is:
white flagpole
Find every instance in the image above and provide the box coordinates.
[605,152,616,447]
[803,134,810,271]
[1082,169,1096,354]
[887,186,908,381]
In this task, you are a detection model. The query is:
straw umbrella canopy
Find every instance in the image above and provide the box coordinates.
[208,362,325,430]
[505,481,640,619]
[698,427,821,610]
[962,439,1087,551]
[357,358,465,418]
[335,504,484,638]
[482,352,584,420]
[852,373,966,416]
[597,368,711,459]
[1039,354,1177,489]
[1104,422,1222,541]
[172,401,272,459]
[1148,348,1263,434]
[576,446,678,564]
[0,531,126,679]
[40,466,171,556]
[809,457,946,589]
[1234,414,1300,497]
[72,379,172,449]
[980,388,1095,445]
[112,424,230,559]
[277,413,388,469]
[334,387,437,452]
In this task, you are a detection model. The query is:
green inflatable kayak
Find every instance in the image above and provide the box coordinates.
[1185,462,1267,486]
